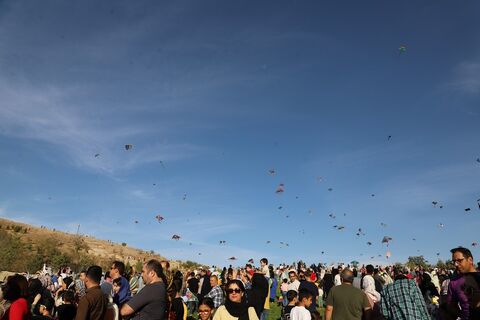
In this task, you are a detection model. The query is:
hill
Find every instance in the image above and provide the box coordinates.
[0,217,202,273]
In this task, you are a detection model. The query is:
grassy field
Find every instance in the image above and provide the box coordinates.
[267,300,325,320]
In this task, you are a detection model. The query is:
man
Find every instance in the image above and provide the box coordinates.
[325,268,371,320]
[110,261,131,306]
[380,269,429,320]
[298,270,318,313]
[362,265,381,304]
[287,271,300,292]
[76,266,108,320]
[290,289,312,320]
[121,259,167,320]
[205,275,224,308]
[100,271,113,300]
[334,266,342,286]
[76,270,87,299]
[445,247,480,320]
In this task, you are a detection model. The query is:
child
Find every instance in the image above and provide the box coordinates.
[281,278,289,306]
[290,289,313,320]
[281,290,297,320]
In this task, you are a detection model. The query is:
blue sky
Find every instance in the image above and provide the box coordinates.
[1,0,479,267]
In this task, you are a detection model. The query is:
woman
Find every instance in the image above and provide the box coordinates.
[1,274,30,320]
[213,280,258,320]
[198,298,214,320]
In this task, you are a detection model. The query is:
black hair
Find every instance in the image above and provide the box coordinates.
[450,247,473,259]
[260,258,268,265]
[286,290,297,302]
[225,279,246,302]
[298,289,313,301]
[112,261,126,276]
[199,297,215,310]
[366,265,374,274]
[145,259,168,285]
[63,290,75,304]
[63,276,73,288]
[3,274,28,301]
[113,277,122,286]
[86,265,103,284]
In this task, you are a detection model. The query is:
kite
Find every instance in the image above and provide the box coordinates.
[285,215,290,218]
[183,194,187,201]
[367,242,372,246]
[477,199,480,209]
[219,240,226,245]
[382,236,392,244]
[438,223,445,228]
[321,251,325,254]
[134,220,139,224]
[328,213,336,219]
[386,251,391,259]
[371,194,375,197]
[125,144,133,150]
[380,223,387,228]
[316,176,323,183]
[327,188,333,192]
[333,225,345,230]
[275,184,285,194]
[159,161,165,168]
[472,242,478,247]
[171,234,181,240]
[432,201,438,207]
[476,158,480,163]
[198,253,202,255]
[248,258,254,264]
[278,206,283,210]
[228,257,237,261]
[436,253,440,256]
[387,135,392,141]
[465,208,471,212]
[308,209,313,215]
[155,215,164,223]
[412,238,416,241]
[398,45,407,54]
[266,240,271,244]
[94,153,100,158]
[268,169,276,176]
[356,228,365,236]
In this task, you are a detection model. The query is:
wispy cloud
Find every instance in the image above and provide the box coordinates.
[451,61,480,94]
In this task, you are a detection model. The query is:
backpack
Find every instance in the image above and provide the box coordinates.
[462,272,480,317]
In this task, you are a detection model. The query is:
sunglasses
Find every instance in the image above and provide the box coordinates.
[226,288,242,294]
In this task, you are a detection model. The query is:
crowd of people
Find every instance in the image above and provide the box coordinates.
[1,247,479,320]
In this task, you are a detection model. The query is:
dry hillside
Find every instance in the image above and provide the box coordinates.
[0,217,202,273]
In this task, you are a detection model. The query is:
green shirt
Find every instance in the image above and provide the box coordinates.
[326,284,370,320]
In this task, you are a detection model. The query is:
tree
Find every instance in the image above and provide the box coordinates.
[406,256,429,270]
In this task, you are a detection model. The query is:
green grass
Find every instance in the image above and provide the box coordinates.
[267,300,325,320]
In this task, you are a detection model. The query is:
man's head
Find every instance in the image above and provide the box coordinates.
[110,261,125,279]
[297,289,313,308]
[451,247,476,273]
[260,258,268,267]
[286,290,297,304]
[340,268,354,284]
[85,265,103,288]
[288,271,297,282]
[142,259,164,285]
[366,265,374,275]
[209,275,218,288]
[79,270,87,282]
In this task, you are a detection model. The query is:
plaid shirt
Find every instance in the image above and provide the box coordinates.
[380,279,429,320]
[205,285,224,308]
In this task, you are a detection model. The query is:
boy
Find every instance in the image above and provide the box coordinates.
[281,290,298,320]
[290,289,313,320]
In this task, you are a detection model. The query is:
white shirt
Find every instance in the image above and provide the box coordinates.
[290,306,311,320]
[334,274,341,286]
[362,274,381,302]
[287,279,300,292]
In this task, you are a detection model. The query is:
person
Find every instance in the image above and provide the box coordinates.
[198,298,215,320]
[380,269,429,320]
[290,289,312,320]
[212,280,258,320]
[281,290,297,320]
[444,247,480,320]
[170,279,187,320]
[325,268,371,320]
[75,265,108,320]
[268,267,277,303]
[100,272,113,300]
[121,259,167,320]
[32,297,54,320]
[260,259,269,278]
[198,270,211,302]
[362,265,381,310]
[205,275,224,308]
[333,267,342,287]
[110,261,131,307]
[57,290,76,320]
[287,271,300,293]
[298,270,318,313]
[322,268,334,300]
[1,274,30,320]
[245,272,268,318]
[280,279,289,307]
